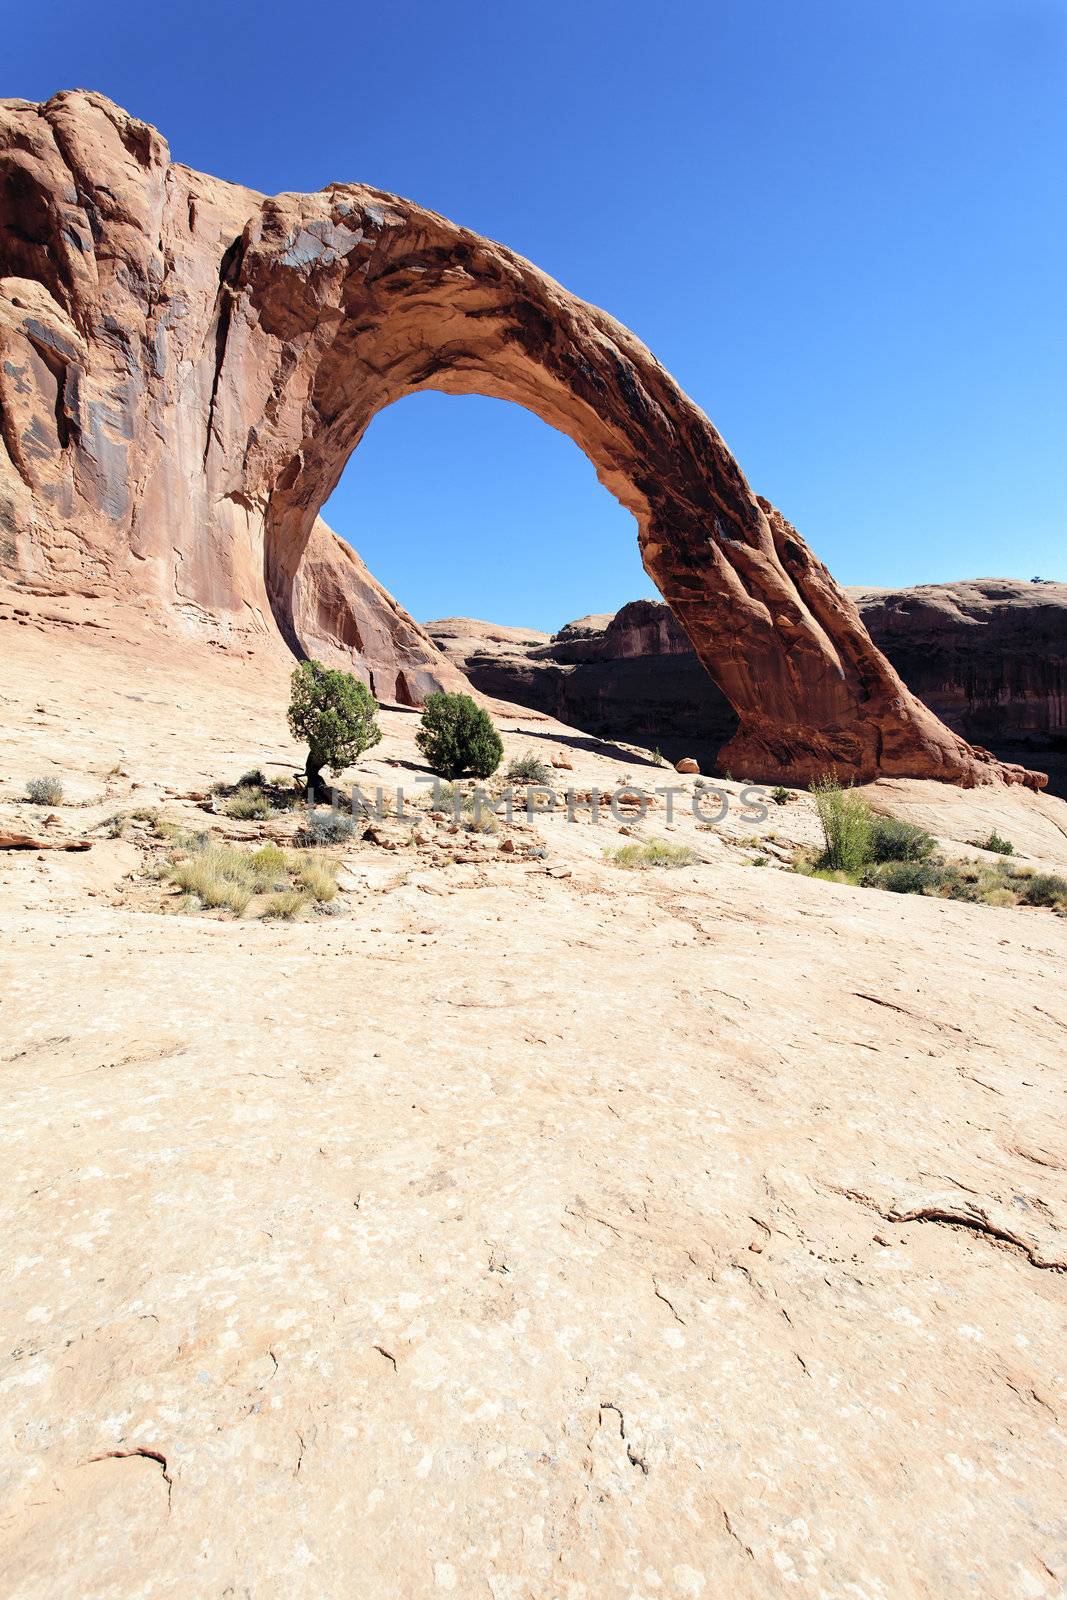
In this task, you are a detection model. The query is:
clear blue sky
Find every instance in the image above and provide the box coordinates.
[8,1,1065,631]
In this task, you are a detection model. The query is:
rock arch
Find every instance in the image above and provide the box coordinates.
[0,91,1042,786]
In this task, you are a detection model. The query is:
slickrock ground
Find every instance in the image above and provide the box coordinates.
[2,607,1066,1600]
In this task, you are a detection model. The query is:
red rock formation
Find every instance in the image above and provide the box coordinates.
[0,90,1042,786]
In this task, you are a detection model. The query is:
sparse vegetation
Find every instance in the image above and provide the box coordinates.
[294,809,359,847]
[976,829,1014,856]
[506,751,552,785]
[606,839,698,870]
[223,785,272,820]
[795,779,1067,912]
[770,785,793,806]
[650,747,666,767]
[260,889,309,921]
[1017,872,1067,909]
[867,815,936,863]
[161,833,340,919]
[25,775,64,806]
[811,778,872,874]
[416,692,503,779]
[288,659,382,795]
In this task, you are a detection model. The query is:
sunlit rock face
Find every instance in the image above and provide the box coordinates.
[0,90,1043,785]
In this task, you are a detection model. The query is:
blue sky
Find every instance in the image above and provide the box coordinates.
[8,1,1065,631]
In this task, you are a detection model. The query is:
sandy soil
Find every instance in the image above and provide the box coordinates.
[1,600,1065,1600]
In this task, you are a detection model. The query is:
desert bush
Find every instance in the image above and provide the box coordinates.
[166,843,254,915]
[650,748,666,767]
[223,785,271,820]
[294,809,358,847]
[416,692,503,779]
[976,829,1014,856]
[288,659,381,794]
[1017,872,1067,909]
[770,786,793,806]
[606,839,697,870]
[867,815,936,863]
[293,852,339,902]
[506,751,552,785]
[862,859,941,895]
[248,843,290,891]
[25,775,64,806]
[812,779,872,874]
[260,889,309,920]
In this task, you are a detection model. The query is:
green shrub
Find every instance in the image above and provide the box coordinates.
[976,830,1014,856]
[606,839,697,870]
[288,659,382,794]
[506,751,552,785]
[416,692,503,779]
[867,815,936,863]
[650,748,666,767]
[770,786,793,806]
[1018,872,1067,909]
[812,779,872,874]
[25,775,64,806]
[863,860,941,895]
[223,786,271,820]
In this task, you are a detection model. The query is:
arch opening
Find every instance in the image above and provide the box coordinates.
[286,388,740,764]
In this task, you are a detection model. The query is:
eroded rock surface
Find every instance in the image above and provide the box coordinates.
[0,91,1041,785]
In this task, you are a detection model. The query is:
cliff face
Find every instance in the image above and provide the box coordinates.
[429,583,1067,794]
[0,90,1040,785]
[855,580,1067,796]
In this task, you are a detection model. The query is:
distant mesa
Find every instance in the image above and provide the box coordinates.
[0,90,1045,788]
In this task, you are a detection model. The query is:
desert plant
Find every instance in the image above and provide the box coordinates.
[606,839,697,870]
[867,815,936,863]
[416,692,503,779]
[288,659,382,795]
[770,786,793,806]
[812,778,872,874]
[260,889,309,920]
[506,751,552,785]
[223,785,271,820]
[976,829,1014,856]
[650,747,666,767]
[248,843,290,891]
[294,809,358,847]
[861,859,940,895]
[165,843,254,915]
[25,775,64,806]
[293,852,339,902]
[1017,872,1067,909]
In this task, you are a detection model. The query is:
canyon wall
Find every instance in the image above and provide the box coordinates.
[430,582,1066,793]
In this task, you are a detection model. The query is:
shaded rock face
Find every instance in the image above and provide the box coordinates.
[854,580,1067,798]
[0,90,1040,785]
[431,583,1067,795]
[429,605,740,771]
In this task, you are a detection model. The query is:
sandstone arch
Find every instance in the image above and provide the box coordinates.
[0,91,1043,786]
